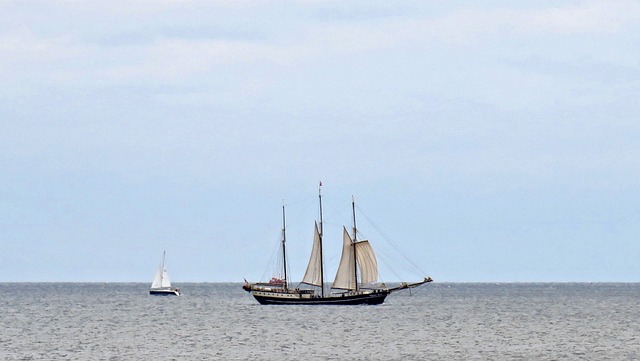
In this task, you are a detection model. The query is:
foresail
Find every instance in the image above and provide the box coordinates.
[301,222,323,286]
[331,227,357,290]
[355,240,379,285]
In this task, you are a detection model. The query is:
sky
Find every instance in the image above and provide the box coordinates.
[1,0,639,283]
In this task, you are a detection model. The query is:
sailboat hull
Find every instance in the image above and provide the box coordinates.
[251,290,389,305]
[150,288,180,296]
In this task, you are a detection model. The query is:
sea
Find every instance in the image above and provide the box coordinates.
[1,283,638,360]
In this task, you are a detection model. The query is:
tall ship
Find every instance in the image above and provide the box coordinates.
[243,186,432,305]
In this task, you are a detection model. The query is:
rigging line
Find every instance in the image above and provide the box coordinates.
[320,195,352,216]
[375,248,405,281]
[283,198,316,230]
[402,283,428,297]
[354,230,419,282]
[260,229,286,281]
[355,205,428,277]
[282,196,316,208]
[377,245,424,283]
[282,195,317,210]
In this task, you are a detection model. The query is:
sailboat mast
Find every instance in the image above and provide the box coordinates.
[318,185,325,297]
[351,196,358,292]
[281,204,288,291]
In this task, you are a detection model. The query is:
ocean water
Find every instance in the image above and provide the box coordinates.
[1,283,639,360]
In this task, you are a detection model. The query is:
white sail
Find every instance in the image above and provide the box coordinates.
[355,240,379,285]
[331,227,357,290]
[151,266,163,289]
[151,252,172,289]
[301,222,323,286]
[161,269,172,288]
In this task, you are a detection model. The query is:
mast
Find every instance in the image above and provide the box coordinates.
[318,184,325,297]
[351,196,358,292]
[281,203,288,290]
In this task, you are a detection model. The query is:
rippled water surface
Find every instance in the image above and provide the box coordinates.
[1,283,639,360]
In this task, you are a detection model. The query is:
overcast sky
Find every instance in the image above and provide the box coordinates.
[1,0,639,282]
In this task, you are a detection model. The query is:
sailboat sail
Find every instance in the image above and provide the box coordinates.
[331,228,380,290]
[301,222,323,287]
[161,269,171,288]
[151,267,163,289]
[151,253,172,288]
[355,240,378,285]
[332,227,357,290]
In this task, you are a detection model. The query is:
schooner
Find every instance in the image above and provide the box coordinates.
[243,186,432,305]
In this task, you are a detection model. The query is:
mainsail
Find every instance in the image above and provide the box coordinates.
[301,222,323,287]
[151,267,163,289]
[151,253,172,289]
[161,268,171,288]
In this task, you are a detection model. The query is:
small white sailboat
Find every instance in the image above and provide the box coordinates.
[150,251,180,296]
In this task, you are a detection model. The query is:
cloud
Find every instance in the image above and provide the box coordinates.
[524,0,640,34]
[307,0,640,49]
[3,0,639,96]
[1,0,639,186]
[424,0,640,43]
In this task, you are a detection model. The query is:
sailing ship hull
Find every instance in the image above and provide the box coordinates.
[251,290,389,305]
[150,288,180,296]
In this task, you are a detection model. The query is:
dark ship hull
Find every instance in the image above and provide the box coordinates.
[251,289,389,305]
[245,277,432,305]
